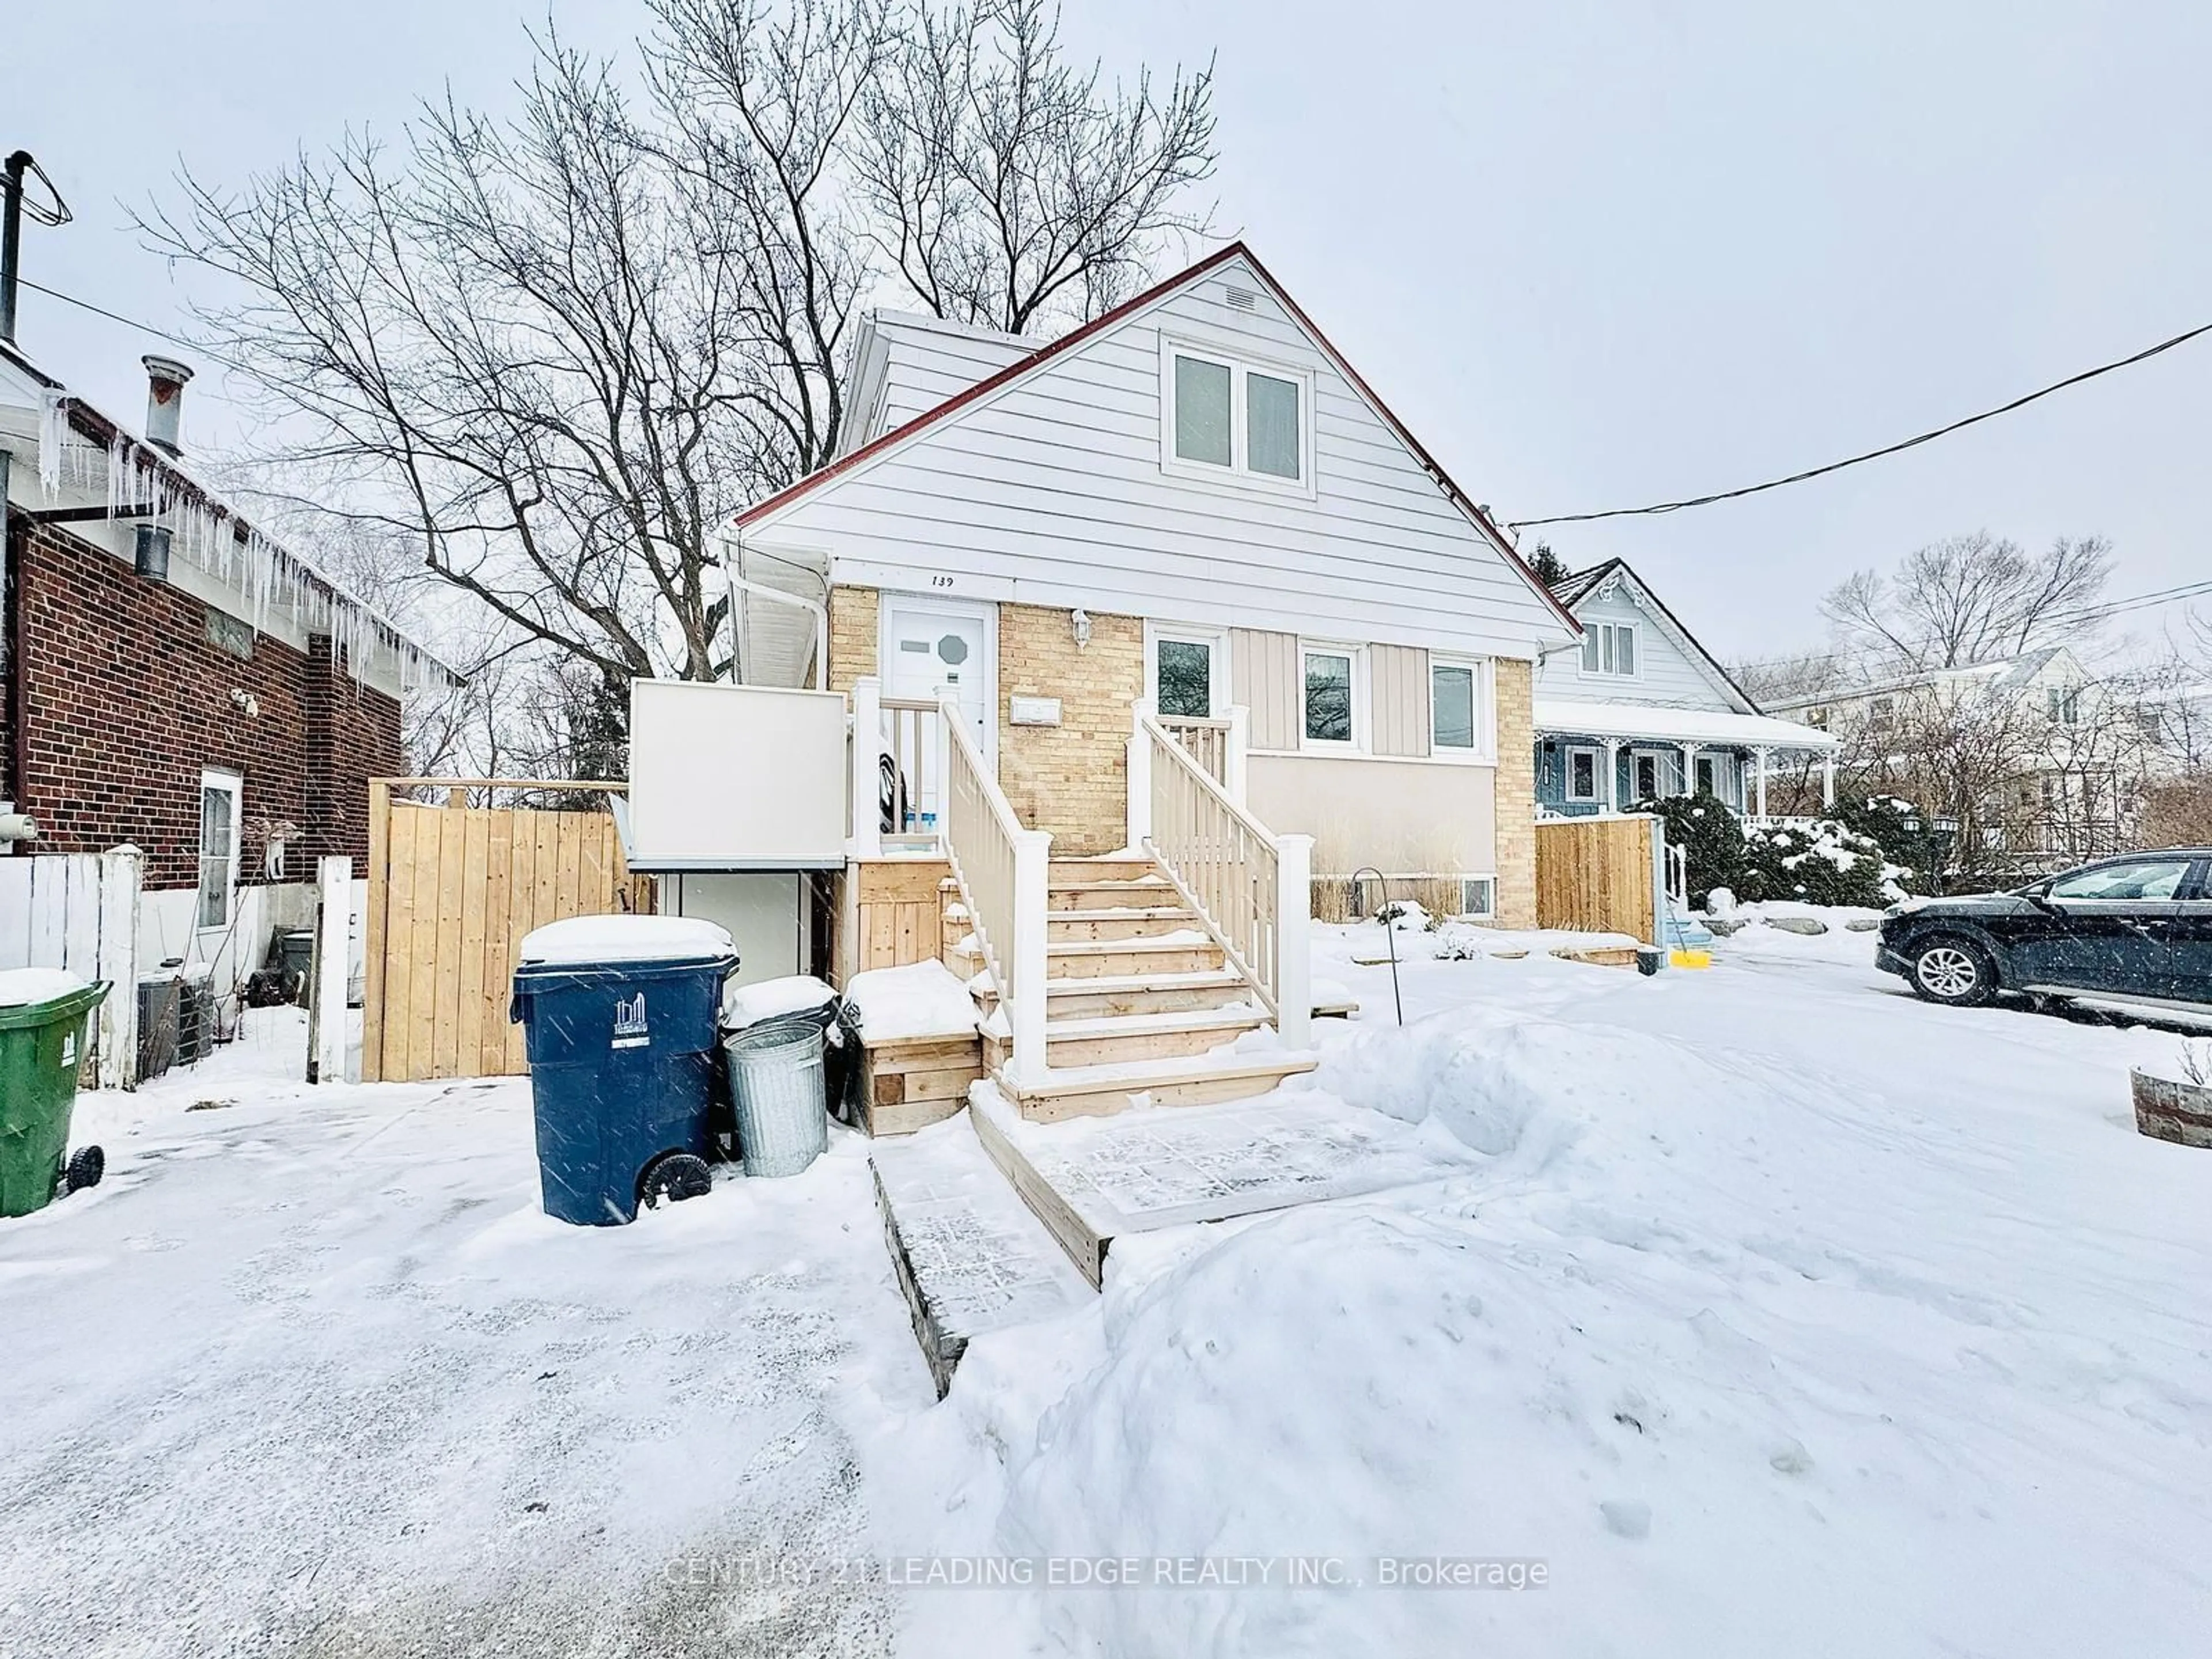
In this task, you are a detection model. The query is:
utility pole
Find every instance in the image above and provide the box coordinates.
[0,150,73,347]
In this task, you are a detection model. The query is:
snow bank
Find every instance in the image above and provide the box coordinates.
[845,960,979,1043]
[987,999,2212,1657]
[516,914,733,966]
[0,967,90,1008]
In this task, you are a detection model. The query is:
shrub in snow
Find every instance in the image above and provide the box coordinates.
[1629,790,1744,910]
[1834,794,1936,895]
[1739,818,1907,908]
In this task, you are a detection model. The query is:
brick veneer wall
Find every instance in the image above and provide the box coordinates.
[5,521,403,888]
[1491,657,1537,927]
[996,602,1142,855]
[826,585,879,692]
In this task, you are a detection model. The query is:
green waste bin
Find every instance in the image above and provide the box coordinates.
[0,976,111,1219]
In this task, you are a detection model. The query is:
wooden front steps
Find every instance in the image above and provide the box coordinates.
[931,854,1313,1123]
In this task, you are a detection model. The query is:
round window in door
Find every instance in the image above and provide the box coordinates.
[937,634,970,666]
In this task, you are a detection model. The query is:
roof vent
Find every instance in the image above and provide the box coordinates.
[1224,285,1258,312]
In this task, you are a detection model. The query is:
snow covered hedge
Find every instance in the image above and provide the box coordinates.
[1740,819,1912,908]
[1630,792,1916,910]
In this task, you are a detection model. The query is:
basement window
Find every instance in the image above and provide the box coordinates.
[1459,876,1496,920]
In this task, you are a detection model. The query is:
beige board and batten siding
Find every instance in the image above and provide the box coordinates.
[1232,629,1429,757]
[747,253,1569,663]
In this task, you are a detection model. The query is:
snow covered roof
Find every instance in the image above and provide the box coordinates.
[1534,698,1838,751]
[0,339,457,692]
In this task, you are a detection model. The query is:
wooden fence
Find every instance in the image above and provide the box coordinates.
[361,781,650,1084]
[0,849,142,1089]
[1535,814,1660,944]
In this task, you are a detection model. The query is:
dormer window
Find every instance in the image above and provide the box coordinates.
[1162,339,1312,491]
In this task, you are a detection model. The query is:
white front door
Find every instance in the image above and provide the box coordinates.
[881,595,994,827]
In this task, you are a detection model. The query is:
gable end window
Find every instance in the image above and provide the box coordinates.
[1164,340,1312,490]
[1580,621,1637,678]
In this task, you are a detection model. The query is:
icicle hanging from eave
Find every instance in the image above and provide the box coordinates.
[36,392,66,495]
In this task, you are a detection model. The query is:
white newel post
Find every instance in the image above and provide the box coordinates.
[851,676,882,858]
[1225,705,1251,804]
[1755,747,1770,818]
[1125,696,1154,850]
[1275,832,1313,1051]
[1010,828,1052,1082]
[310,855,351,1084]
[1822,752,1836,808]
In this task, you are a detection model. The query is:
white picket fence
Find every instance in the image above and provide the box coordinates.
[0,848,143,1090]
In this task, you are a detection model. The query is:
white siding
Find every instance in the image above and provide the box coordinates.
[839,312,1037,456]
[1537,586,1742,713]
[757,255,1569,662]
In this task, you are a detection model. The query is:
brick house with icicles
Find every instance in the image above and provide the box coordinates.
[1,340,453,1037]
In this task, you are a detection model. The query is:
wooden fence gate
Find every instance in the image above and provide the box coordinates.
[361,781,650,1083]
[1535,814,1662,944]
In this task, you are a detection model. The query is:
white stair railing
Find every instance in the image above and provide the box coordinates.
[1127,698,1310,1048]
[849,676,946,854]
[940,694,1050,1081]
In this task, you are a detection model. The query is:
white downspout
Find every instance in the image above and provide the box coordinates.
[715,525,829,689]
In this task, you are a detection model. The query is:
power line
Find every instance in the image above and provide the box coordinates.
[18,276,213,359]
[1508,317,2212,529]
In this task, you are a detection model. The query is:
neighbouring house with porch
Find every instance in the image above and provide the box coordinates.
[1,339,452,1080]
[1534,558,1836,821]
[623,241,1580,1124]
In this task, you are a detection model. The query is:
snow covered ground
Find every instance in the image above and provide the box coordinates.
[5,927,2210,1656]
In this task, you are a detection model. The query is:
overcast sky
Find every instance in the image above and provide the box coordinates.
[9,1,2209,662]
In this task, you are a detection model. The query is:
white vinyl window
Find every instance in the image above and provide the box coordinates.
[1565,745,1600,802]
[1580,621,1637,678]
[197,770,243,930]
[1430,657,1490,757]
[1459,876,1497,920]
[1301,645,1361,748]
[1162,340,1313,490]
[1149,626,1228,719]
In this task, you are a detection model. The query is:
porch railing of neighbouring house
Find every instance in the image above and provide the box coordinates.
[938,692,1051,1082]
[1128,699,1311,1049]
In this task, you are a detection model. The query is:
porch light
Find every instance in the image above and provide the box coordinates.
[1070,607,1092,648]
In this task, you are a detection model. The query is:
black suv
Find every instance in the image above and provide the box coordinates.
[1876,850,2212,1013]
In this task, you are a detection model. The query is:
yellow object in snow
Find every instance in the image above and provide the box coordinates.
[1669,948,1713,970]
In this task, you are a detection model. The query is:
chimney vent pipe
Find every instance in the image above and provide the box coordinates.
[134,524,171,582]
[141,354,193,456]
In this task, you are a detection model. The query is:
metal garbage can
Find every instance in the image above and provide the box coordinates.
[509,916,737,1225]
[0,971,111,1219]
[723,1015,829,1177]
[721,975,858,1125]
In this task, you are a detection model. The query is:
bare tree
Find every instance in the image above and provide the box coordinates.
[1732,648,1846,707]
[851,0,1216,334]
[1821,531,2112,675]
[137,0,1218,748]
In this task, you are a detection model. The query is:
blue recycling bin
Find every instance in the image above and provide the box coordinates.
[509,917,738,1226]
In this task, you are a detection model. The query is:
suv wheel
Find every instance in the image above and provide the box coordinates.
[1908,935,1995,1007]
